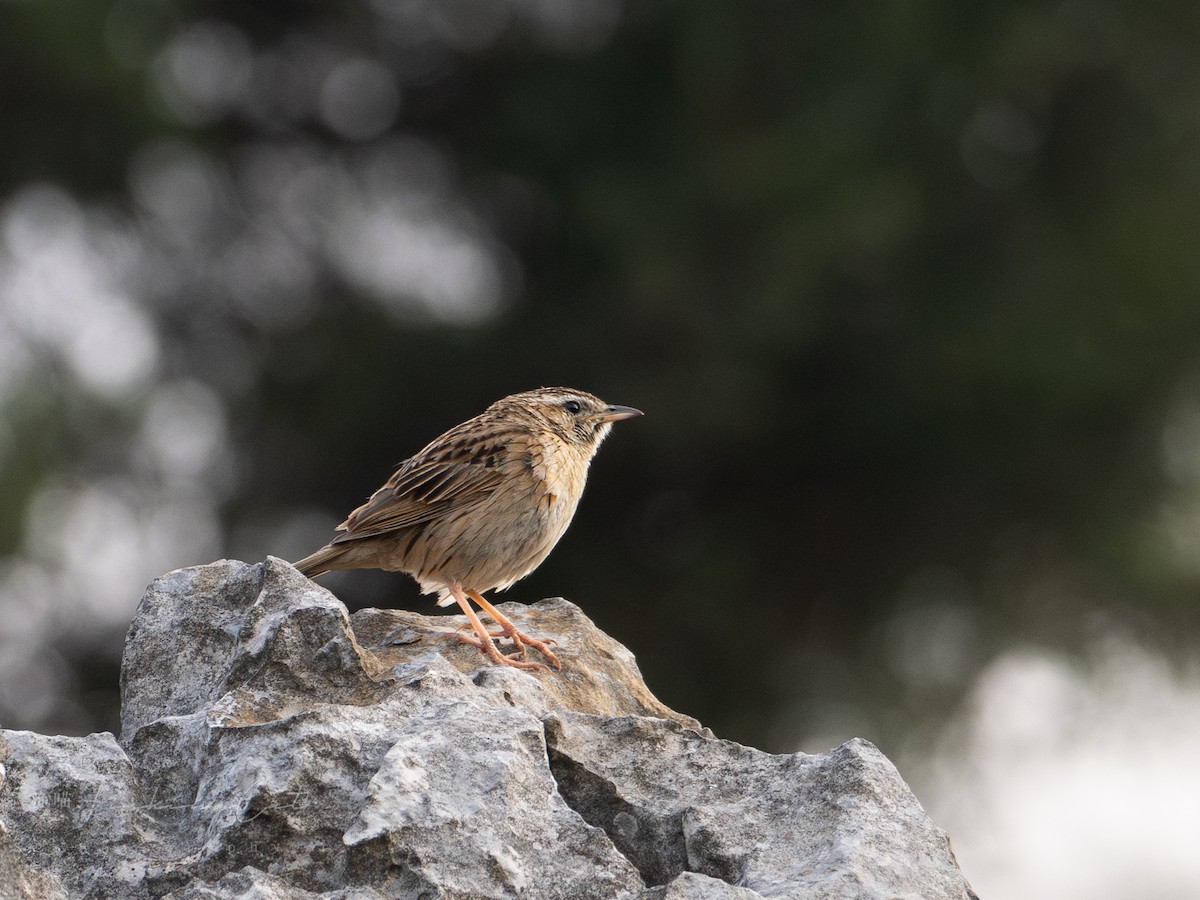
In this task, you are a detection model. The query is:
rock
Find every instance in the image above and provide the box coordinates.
[546,718,971,899]
[0,558,977,899]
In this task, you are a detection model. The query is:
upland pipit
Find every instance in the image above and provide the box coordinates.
[293,387,642,671]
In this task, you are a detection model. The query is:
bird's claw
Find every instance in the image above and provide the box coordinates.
[450,630,557,671]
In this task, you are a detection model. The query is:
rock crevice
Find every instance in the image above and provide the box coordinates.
[0,558,976,899]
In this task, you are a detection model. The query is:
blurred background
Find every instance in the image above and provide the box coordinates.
[2,0,1200,896]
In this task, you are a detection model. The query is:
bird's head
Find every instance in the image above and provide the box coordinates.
[503,387,643,449]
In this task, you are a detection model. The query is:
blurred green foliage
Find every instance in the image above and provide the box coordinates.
[3,0,1200,751]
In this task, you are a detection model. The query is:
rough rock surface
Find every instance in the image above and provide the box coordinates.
[0,558,977,899]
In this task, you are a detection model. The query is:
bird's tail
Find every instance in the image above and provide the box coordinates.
[292,543,346,578]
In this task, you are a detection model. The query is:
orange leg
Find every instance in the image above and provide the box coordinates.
[467,589,561,671]
[446,584,554,672]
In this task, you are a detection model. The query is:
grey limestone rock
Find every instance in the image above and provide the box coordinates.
[0,557,976,899]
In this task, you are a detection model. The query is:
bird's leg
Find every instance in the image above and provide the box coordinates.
[466,589,562,671]
[447,584,551,672]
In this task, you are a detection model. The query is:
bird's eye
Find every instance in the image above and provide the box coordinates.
[564,399,582,414]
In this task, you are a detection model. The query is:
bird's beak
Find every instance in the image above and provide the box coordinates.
[594,404,643,423]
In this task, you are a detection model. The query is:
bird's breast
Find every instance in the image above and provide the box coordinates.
[411,433,596,596]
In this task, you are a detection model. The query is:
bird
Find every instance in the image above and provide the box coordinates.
[293,387,643,671]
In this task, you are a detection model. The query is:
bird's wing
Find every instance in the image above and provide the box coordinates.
[331,430,517,542]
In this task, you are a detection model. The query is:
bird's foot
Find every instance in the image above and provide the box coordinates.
[496,625,560,670]
[452,621,561,669]
[451,631,554,672]
[448,586,563,672]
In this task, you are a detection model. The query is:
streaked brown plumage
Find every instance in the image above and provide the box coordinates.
[293,387,642,671]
